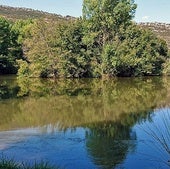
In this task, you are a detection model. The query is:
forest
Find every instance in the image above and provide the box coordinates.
[0,0,170,78]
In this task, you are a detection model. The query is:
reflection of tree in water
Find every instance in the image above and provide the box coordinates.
[0,77,169,132]
[85,122,134,169]
[85,111,153,169]
[0,81,19,100]
[0,76,170,168]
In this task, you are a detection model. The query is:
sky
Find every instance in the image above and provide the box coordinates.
[0,0,170,23]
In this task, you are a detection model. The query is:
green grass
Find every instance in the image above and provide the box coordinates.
[0,157,61,169]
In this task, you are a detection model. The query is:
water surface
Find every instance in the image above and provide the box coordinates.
[0,76,169,169]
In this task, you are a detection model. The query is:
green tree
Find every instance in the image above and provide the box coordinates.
[57,19,91,78]
[18,19,61,78]
[82,0,136,47]
[17,1,169,78]
[107,24,169,76]
[12,19,35,44]
[82,0,137,77]
[0,17,22,74]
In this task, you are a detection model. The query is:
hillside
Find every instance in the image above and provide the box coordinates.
[139,22,170,49]
[0,5,74,21]
[0,5,170,48]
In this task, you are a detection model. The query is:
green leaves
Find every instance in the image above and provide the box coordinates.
[108,24,169,76]
[16,1,169,78]
[0,17,23,74]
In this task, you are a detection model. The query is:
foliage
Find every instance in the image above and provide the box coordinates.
[140,22,170,49]
[56,19,92,77]
[11,19,35,44]
[0,1,169,77]
[163,51,170,75]
[18,19,61,78]
[0,17,23,74]
[106,24,169,76]
[18,19,90,78]
[82,0,137,47]
[17,59,30,77]
[81,0,137,77]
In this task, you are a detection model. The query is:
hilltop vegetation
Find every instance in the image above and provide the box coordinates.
[0,5,74,21]
[0,1,169,77]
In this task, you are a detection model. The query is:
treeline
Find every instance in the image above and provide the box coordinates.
[0,0,170,78]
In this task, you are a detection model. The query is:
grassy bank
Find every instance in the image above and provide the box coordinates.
[0,157,61,169]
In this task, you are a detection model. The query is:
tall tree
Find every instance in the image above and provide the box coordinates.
[82,0,136,47]
[19,19,60,78]
[82,0,137,77]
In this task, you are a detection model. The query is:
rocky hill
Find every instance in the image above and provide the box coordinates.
[139,22,170,49]
[0,5,74,21]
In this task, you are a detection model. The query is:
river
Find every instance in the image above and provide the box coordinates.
[0,76,169,169]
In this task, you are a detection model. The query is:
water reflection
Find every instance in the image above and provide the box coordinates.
[85,121,135,169]
[0,77,169,131]
[0,76,170,168]
[136,108,170,168]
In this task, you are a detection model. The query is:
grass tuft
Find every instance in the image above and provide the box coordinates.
[0,157,20,169]
[0,157,61,169]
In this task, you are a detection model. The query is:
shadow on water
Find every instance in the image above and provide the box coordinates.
[0,76,170,168]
